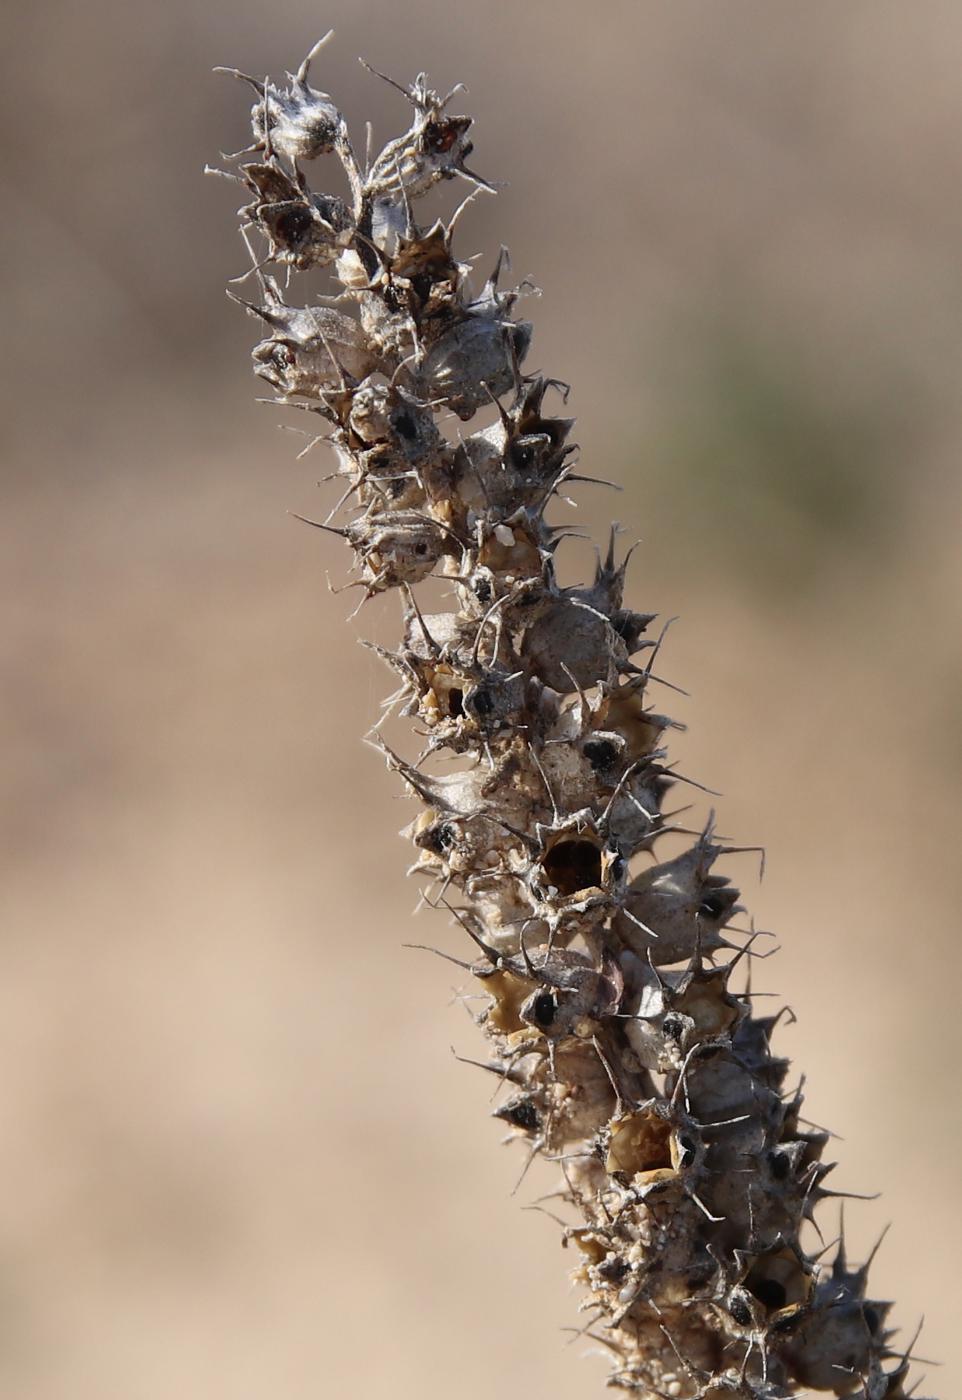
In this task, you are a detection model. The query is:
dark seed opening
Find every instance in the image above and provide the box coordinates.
[510,441,539,471]
[447,688,464,718]
[542,840,602,897]
[768,1150,791,1182]
[410,272,434,303]
[676,1134,697,1169]
[747,1277,787,1312]
[275,205,314,244]
[469,688,493,717]
[422,822,455,854]
[597,1257,629,1284]
[662,1013,686,1043]
[582,738,618,772]
[729,1295,753,1327]
[496,1098,539,1132]
[425,119,460,154]
[393,411,417,440]
[474,578,492,603]
[698,890,732,921]
[609,610,637,643]
[532,993,556,1027]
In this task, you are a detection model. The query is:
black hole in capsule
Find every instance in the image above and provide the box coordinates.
[447,688,464,718]
[410,272,434,303]
[497,1098,539,1131]
[541,840,603,897]
[532,993,556,1027]
[275,206,314,242]
[768,1150,791,1182]
[676,1134,697,1169]
[597,1257,629,1284]
[414,542,429,556]
[748,1277,787,1312]
[662,1013,686,1043]
[609,611,636,642]
[382,284,403,313]
[698,890,731,921]
[393,411,417,440]
[425,120,459,154]
[729,1296,752,1327]
[510,440,539,471]
[582,738,618,772]
[470,688,493,717]
[423,823,455,854]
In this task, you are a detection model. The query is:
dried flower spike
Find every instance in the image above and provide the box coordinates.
[215,37,933,1400]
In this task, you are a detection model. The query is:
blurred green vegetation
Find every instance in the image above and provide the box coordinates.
[637,319,916,600]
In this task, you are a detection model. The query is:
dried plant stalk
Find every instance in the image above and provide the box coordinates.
[213,36,929,1399]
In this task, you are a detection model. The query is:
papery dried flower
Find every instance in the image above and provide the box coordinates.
[215,37,933,1400]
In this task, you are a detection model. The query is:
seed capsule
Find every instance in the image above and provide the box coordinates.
[241,163,353,269]
[623,956,745,1073]
[348,378,441,459]
[452,376,576,512]
[222,36,346,165]
[416,314,532,420]
[519,593,652,692]
[344,510,452,591]
[363,70,488,211]
[612,837,742,966]
[244,292,376,397]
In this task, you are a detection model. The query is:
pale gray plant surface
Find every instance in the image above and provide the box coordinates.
[213,35,931,1399]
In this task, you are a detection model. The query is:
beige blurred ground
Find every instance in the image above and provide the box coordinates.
[2,2,961,1396]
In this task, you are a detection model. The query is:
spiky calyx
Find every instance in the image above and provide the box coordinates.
[214,37,929,1399]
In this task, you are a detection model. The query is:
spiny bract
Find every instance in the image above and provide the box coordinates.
[214,36,930,1400]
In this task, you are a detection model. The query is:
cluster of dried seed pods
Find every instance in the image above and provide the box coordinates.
[215,37,929,1399]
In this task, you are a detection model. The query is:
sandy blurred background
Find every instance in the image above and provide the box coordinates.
[2,2,960,1396]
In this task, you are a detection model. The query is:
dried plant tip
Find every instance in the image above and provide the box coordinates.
[216,37,932,1400]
